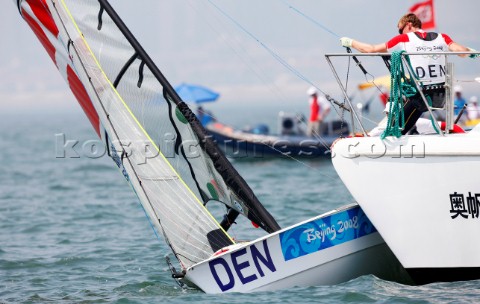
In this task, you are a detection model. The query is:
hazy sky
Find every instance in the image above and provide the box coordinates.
[2,0,480,116]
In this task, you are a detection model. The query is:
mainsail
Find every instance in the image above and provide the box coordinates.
[16,0,280,269]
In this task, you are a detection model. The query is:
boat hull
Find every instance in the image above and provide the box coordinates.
[185,204,411,293]
[206,123,337,158]
[332,131,480,284]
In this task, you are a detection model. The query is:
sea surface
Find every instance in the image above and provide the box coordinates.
[1,108,479,304]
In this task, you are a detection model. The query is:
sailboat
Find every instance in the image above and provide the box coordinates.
[326,51,480,284]
[15,0,411,293]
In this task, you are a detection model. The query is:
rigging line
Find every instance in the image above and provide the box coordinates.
[183,1,285,121]
[197,1,344,176]
[180,1,331,170]
[205,0,325,96]
[187,1,339,148]
[280,0,340,38]
[184,0,294,121]
[203,0,345,154]
[187,0,318,118]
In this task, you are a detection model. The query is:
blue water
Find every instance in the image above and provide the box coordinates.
[1,109,480,303]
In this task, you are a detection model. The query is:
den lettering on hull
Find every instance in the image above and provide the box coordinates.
[208,240,276,292]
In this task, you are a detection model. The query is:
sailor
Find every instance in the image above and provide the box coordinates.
[453,85,467,124]
[340,13,477,134]
[197,106,215,126]
[197,106,205,123]
[453,85,467,118]
[467,96,480,121]
[306,86,330,137]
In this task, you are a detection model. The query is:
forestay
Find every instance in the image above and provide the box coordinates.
[16,0,280,269]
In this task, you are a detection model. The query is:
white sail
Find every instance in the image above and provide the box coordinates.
[56,0,231,268]
[16,0,280,269]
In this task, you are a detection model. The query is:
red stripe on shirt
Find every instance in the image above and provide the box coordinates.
[387,31,453,50]
[441,33,453,45]
[386,34,410,49]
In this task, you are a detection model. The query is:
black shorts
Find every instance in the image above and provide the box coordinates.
[410,83,445,112]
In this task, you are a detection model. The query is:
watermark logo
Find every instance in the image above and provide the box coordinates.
[333,139,426,159]
[55,133,426,163]
[54,133,333,162]
[55,133,106,159]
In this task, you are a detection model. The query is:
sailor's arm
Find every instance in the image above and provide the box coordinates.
[340,37,387,53]
[449,42,477,58]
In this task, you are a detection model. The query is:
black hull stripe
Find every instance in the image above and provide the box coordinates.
[407,267,480,285]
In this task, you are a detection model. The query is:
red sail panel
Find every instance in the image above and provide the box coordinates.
[22,7,57,64]
[25,0,59,37]
[21,1,101,136]
[67,65,101,136]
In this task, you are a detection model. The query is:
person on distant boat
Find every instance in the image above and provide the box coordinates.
[197,106,215,126]
[453,85,468,123]
[454,86,467,115]
[306,86,331,137]
[467,96,480,121]
[197,106,205,123]
[340,13,477,135]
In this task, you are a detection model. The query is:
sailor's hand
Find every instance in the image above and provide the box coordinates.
[340,37,353,48]
[468,47,479,58]
[383,101,392,114]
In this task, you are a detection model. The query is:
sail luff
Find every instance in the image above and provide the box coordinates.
[97,0,281,234]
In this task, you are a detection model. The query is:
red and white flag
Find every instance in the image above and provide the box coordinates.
[409,0,436,30]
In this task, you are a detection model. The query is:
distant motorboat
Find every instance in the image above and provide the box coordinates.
[206,112,349,158]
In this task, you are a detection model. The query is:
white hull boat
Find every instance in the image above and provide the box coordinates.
[326,51,480,284]
[332,130,480,284]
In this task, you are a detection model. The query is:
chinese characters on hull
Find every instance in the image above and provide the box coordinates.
[450,192,480,219]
